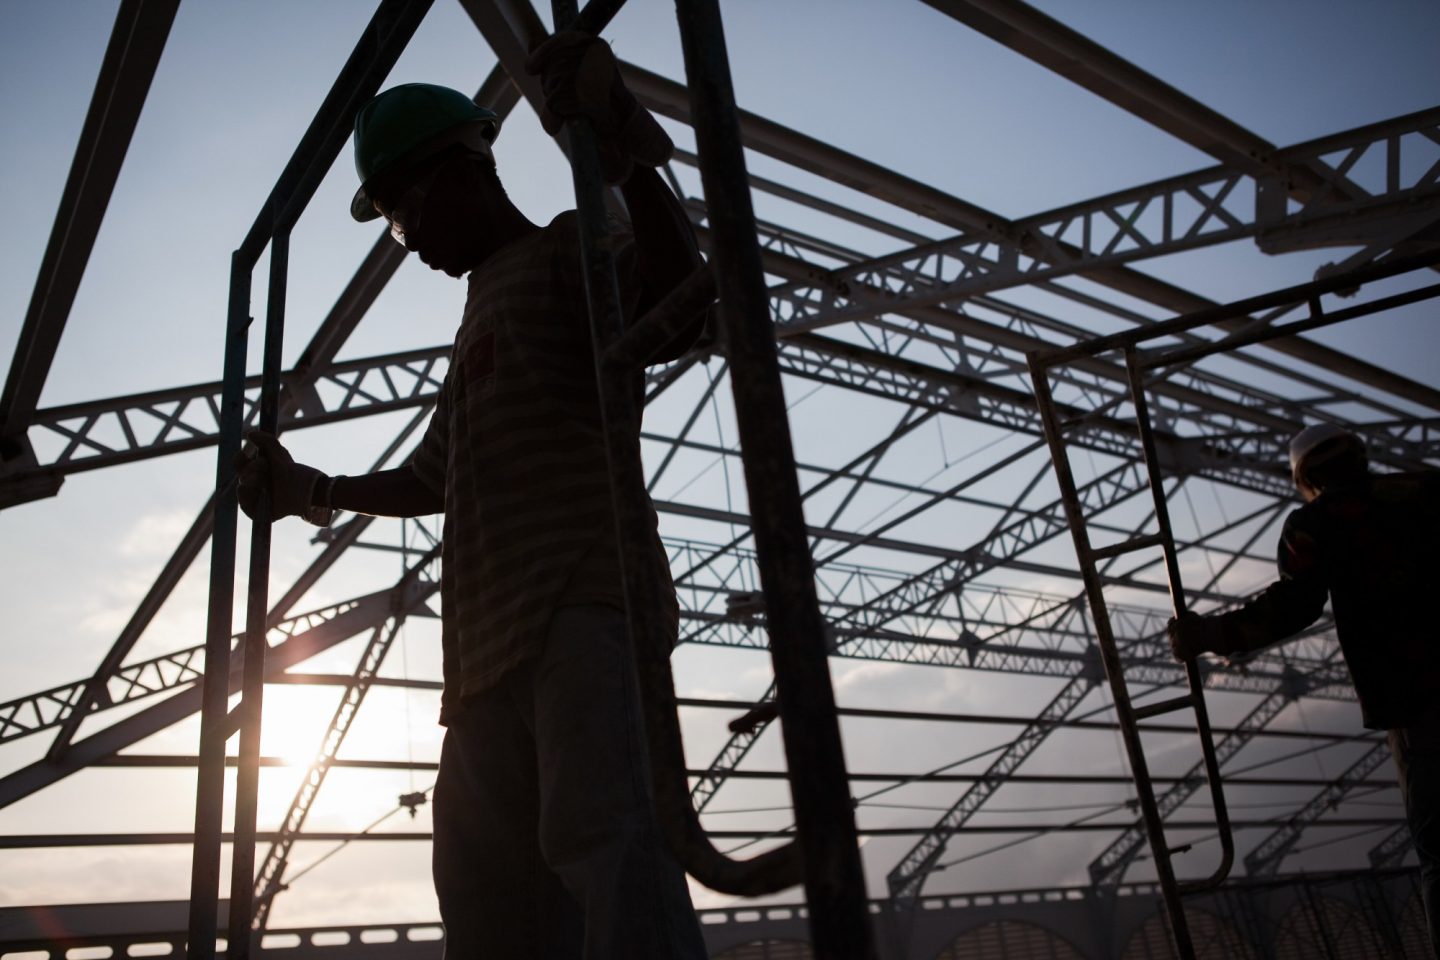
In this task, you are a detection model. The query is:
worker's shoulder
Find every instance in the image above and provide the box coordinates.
[538,210,635,263]
[532,209,579,254]
[1370,469,1440,505]
[1280,501,1323,542]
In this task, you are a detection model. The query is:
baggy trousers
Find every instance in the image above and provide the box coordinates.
[1389,712,1440,959]
[432,604,709,959]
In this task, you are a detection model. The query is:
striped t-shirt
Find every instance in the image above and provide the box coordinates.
[412,211,678,722]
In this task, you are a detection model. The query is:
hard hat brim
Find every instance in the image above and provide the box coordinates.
[351,185,384,223]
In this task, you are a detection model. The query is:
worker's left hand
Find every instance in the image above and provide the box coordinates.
[235,430,328,524]
[525,31,673,184]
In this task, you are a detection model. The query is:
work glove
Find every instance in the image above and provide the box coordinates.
[525,31,673,184]
[235,430,331,526]
[1166,612,1225,662]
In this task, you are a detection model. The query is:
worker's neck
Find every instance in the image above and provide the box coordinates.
[473,198,540,270]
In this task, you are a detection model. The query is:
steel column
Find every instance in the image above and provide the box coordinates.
[185,3,435,956]
[670,0,872,952]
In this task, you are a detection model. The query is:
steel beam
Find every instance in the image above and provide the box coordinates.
[920,0,1325,181]
[0,818,1407,849]
[1368,824,1413,870]
[760,108,1440,339]
[1,594,392,745]
[624,59,1440,412]
[0,0,180,488]
[0,576,437,810]
[0,578,1350,755]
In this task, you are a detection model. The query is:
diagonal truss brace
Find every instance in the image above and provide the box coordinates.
[0,595,376,744]
[0,574,438,811]
[886,659,1103,902]
[1368,822,1413,870]
[690,461,1154,811]
[1244,738,1395,877]
[1087,665,1317,886]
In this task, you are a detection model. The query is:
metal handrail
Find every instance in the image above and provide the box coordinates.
[1023,249,1440,960]
[186,4,435,958]
[1027,353,1219,960]
[1123,348,1235,897]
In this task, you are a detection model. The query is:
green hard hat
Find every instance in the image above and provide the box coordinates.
[350,83,501,222]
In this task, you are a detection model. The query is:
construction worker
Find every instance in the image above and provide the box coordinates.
[1168,423,1440,951]
[238,33,708,959]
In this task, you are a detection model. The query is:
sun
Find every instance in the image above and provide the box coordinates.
[258,685,336,768]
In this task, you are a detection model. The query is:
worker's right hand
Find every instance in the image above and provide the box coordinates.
[235,430,326,522]
[1166,612,1218,662]
[525,31,673,184]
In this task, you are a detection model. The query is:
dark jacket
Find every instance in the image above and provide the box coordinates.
[1211,470,1440,730]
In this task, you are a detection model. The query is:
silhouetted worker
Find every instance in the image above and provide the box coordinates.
[238,33,708,959]
[1168,423,1440,952]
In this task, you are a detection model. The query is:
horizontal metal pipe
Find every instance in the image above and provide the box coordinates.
[674,697,1381,745]
[90,756,1397,790]
[1034,247,1440,369]
[0,818,1404,848]
[1142,280,1440,372]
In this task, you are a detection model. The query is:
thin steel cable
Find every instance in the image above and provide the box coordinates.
[1181,482,1222,586]
[933,802,1133,872]
[281,782,437,889]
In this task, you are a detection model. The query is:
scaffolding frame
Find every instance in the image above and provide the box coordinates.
[1,0,1438,957]
[1026,248,1440,959]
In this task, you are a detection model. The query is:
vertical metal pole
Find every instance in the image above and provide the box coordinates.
[184,7,430,954]
[1027,356,1197,960]
[550,0,626,346]
[187,254,252,960]
[227,230,290,957]
[671,1,872,955]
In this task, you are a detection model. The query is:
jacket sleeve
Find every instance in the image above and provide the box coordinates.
[1210,508,1329,656]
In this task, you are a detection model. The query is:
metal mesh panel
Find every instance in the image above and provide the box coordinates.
[1397,892,1434,957]
[936,919,1086,960]
[1121,908,1259,960]
[1273,896,1387,960]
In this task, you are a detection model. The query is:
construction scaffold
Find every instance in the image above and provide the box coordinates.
[0,1,1436,958]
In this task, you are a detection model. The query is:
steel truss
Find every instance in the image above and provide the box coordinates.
[2,0,1438,954]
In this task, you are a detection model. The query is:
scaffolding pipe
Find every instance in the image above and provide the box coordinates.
[671,0,873,953]
[225,228,290,959]
[185,3,434,957]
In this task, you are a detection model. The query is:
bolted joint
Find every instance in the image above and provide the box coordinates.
[0,433,63,510]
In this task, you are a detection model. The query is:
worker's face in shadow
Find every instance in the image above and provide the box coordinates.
[373,150,502,278]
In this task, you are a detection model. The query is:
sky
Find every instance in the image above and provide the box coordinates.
[1,0,1438,944]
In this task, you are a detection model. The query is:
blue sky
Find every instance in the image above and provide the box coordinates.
[1,0,1437,935]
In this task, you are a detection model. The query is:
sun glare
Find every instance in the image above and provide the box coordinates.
[260,687,334,768]
[246,684,430,833]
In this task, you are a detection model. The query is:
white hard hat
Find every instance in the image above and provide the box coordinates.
[1289,423,1365,501]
